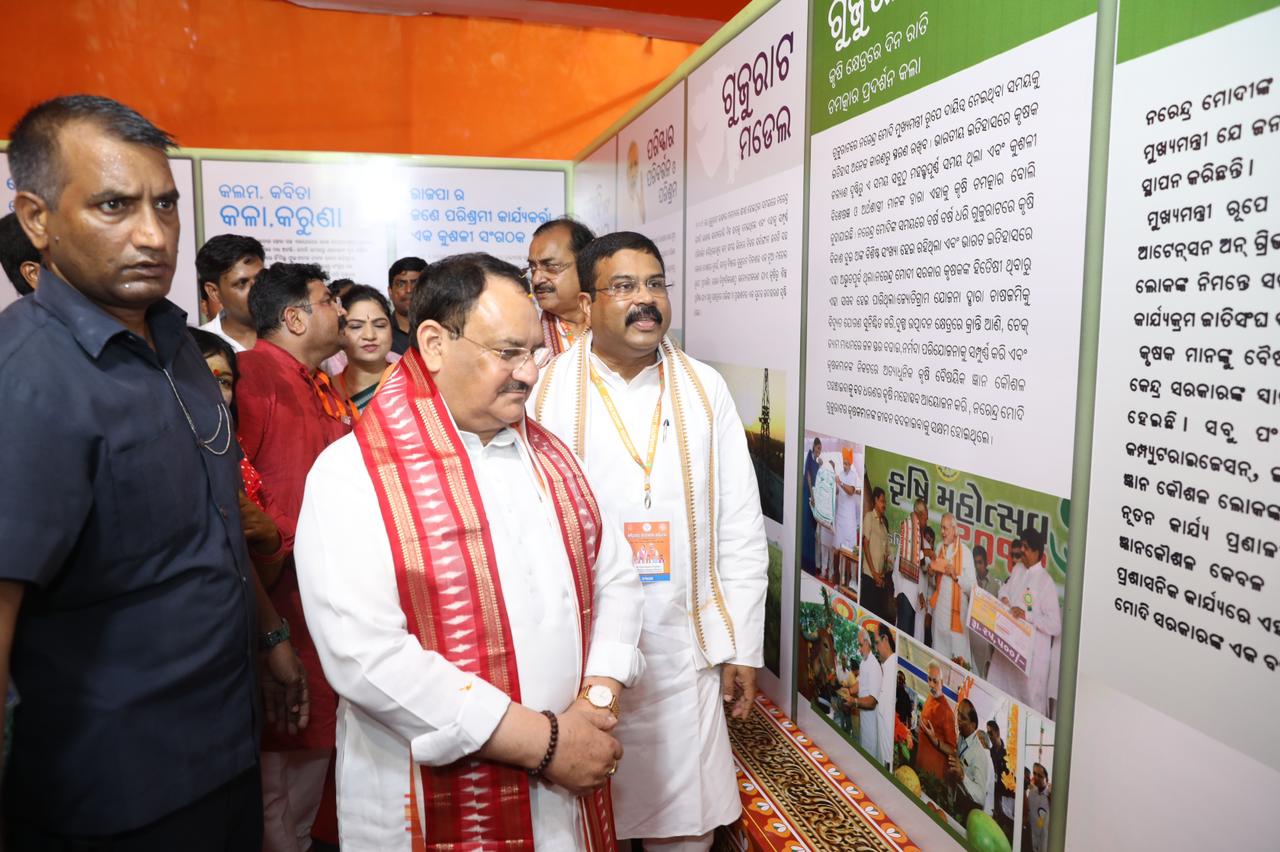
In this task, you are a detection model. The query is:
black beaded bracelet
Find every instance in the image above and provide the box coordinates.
[529,710,558,778]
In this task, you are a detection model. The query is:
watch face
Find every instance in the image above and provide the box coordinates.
[587,684,614,707]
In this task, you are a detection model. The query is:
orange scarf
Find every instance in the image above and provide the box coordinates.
[929,542,965,634]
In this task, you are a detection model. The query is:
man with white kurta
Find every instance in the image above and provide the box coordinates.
[874,627,897,771]
[533,232,768,851]
[833,448,859,588]
[926,514,975,666]
[849,625,882,762]
[294,253,646,850]
[986,527,1061,716]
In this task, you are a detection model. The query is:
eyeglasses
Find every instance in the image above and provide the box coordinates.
[284,293,342,321]
[594,278,673,301]
[453,332,552,371]
[522,260,574,278]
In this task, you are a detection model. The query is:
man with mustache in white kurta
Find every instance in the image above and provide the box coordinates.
[534,232,768,851]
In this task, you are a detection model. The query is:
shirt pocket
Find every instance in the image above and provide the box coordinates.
[107,422,202,564]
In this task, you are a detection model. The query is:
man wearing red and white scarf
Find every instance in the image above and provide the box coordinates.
[294,253,644,850]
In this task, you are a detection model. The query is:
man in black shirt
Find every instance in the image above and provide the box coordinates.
[0,94,301,849]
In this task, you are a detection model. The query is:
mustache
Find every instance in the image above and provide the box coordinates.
[533,283,556,294]
[499,380,532,395]
[625,304,664,326]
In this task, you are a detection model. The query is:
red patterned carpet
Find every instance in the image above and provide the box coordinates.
[718,694,921,852]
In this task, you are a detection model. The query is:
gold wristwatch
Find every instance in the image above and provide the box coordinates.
[579,683,620,716]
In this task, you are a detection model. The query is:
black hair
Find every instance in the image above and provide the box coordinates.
[973,545,989,562]
[388,256,428,286]
[341,283,392,322]
[872,486,885,502]
[923,526,936,543]
[532,217,596,255]
[876,626,896,653]
[987,720,1001,735]
[575,231,664,298]
[1019,526,1046,557]
[0,212,39,296]
[188,326,240,421]
[409,253,528,349]
[196,234,265,288]
[958,699,978,726]
[249,262,328,336]
[328,278,356,297]
[7,94,175,209]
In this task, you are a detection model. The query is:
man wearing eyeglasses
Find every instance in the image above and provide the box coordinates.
[387,255,427,355]
[237,261,353,852]
[534,232,768,851]
[527,217,595,356]
[293,252,645,849]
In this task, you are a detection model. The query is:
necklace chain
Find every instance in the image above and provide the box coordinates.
[162,367,233,455]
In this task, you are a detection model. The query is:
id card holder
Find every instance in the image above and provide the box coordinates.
[625,520,671,583]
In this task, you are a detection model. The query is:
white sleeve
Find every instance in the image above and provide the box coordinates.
[709,375,769,668]
[584,517,646,687]
[1030,570,1063,638]
[959,547,977,595]
[295,437,513,768]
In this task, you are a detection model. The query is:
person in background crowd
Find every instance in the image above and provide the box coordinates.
[533,231,767,852]
[861,487,894,623]
[197,233,265,352]
[970,544,998,678]
[987,527,1061,716]
[334,283,394,412]
[801,437,822,576]
[895,497,931,641]
[1027,762,1052,852]
[238,261,352,852]
[0,211,40,295]
[988,720,1015,833]
[328,277,355,303]
[0,93,303,849]
[914,662,956,785]
[927,514,975,667]
[947,698,989,817]
[874,626,896,772]
[833,447,859,588]
[528,217,595,355]
[387,255,427,355]
[295,252,643,849]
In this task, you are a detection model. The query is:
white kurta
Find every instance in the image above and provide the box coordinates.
[199,313,248,352]
[534,350,768,840]
[876,652,897,771]
[956,730,990,809]
[986,564,1061,715]
[856,654,882,760]
[927,541,975,665]
[294,426,645,852]
[833,468,858,551]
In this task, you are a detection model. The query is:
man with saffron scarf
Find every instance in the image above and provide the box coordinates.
[925,513,975,667]
[294,253,645,850]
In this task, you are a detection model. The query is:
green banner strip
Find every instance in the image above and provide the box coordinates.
[809,0,1095,135]
[1116,0,1280,62]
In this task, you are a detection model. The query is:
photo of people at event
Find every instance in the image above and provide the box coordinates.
[859,447,1069,721]
[893,637,1020,850]
[800,431,863,600]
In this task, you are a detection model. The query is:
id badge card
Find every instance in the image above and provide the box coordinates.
[625,520,671,583]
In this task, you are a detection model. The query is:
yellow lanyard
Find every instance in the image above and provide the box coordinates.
[589,361,665,509]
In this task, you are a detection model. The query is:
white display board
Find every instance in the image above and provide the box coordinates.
[0,153,198,323]
[201,159,395,290]
[684,0,807,701]
[393,165,565,271]
[1069,6,1280,848]
[572,137,617,238]
[616,84,686,340]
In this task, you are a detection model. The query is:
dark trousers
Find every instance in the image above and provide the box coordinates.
[859,574,895,624]
[896,593,916,636]
[6,764,262,852]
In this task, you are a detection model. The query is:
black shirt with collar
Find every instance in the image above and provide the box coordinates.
[391,320,412,355]
[0,269,259,834]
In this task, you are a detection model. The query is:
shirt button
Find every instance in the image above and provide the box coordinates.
[219,506,229,520]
